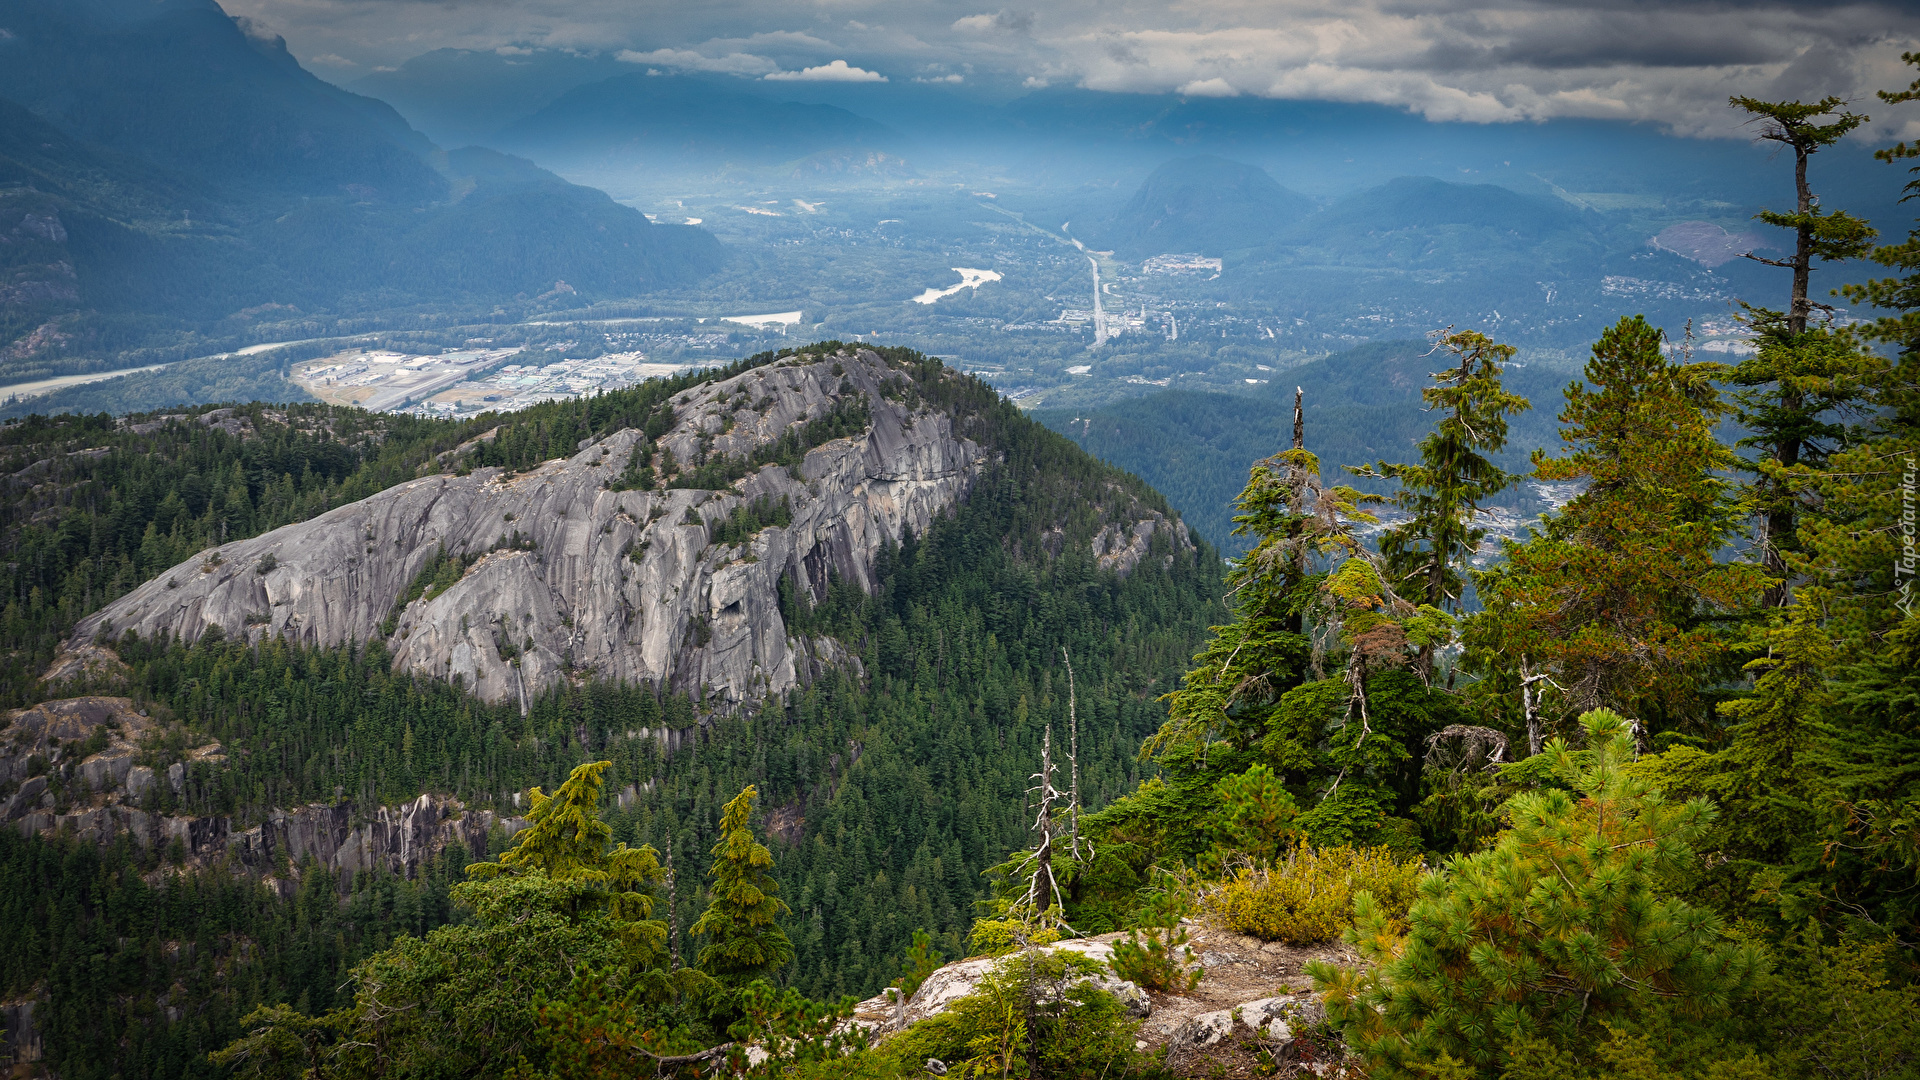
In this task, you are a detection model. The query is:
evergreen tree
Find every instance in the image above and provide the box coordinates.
[1351,329,1531,622]
[1727,95,1879,605]
[469,760,667,945]
[1142,434,1366,761]
[1467,316,1765,746]
[1311,710,1769,1080]
[692,786,795,986]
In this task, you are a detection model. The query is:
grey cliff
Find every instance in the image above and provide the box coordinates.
[71,349,984,708]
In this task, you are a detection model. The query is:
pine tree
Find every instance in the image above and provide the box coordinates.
[692,785,794,986]
[1311,710,1770,1080]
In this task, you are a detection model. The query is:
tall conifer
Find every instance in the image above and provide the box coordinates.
[1728,95,1879,605]
[692,785,795,986]
[1352,330,1530,677]
[1468,316,1764,740]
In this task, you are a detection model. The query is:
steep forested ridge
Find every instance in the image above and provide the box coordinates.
[0,346,1226,1076]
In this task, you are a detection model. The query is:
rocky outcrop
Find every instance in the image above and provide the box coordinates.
[844,939,1151,1037]
[0,696,523,887]
[71,349,983,708]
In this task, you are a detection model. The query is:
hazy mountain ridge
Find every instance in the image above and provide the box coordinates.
[1095,155,1316,258]
[0,0,723,379]
[494,72,905,170]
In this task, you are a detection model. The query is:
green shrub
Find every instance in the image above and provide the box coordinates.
[1310,711,1770,1080]
[881,950,1145,1080]
[1109,892,1201,993]
[1110,924,1201,993]
[1207,843,1423,944]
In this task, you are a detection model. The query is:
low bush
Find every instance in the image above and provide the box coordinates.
[1109,893,1201,993]
[1207,843,1423,944]
[881,950,1146,1080]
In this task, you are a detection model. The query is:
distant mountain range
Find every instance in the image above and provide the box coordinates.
[0,0,722,382]
[492,73,904,170]
[1035,340,1575,551]
[1094,156,1315,259]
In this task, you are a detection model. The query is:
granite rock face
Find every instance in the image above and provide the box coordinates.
[72,350,984,708]
[0,696,523,887]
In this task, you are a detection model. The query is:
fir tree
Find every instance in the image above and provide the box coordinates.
[692,785,795,986]
[1352,329,1531,621]
[1727,95,1879,605]
[468,760,666,934]
[1467,316,1765,743]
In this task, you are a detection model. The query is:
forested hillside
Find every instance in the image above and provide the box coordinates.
[0,345,1225,1077]
[1036,340,1571,551]
[0,68,1915,1080]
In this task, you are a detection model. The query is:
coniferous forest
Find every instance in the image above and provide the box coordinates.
[0,80,1917,1080]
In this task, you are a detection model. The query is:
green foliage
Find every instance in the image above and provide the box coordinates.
[1350,329,1530,616]
[379,545,476,635]
[693,785,796,986]
[1109,895,1201,993]
[1210,763,1300,859]
[709,494,794,547]
[469,760,668,950]
[0,829,472,1080]
[1312,711,1769,1079]
[893,929,946,1000]
[515,971,866,1080]
[1207,842,1422,944]
[880,950,1146,1080]
[1468,315,1763,738]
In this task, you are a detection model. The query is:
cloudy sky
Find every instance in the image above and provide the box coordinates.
[225,0,1920,137]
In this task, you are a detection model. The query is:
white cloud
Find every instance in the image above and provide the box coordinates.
[494,44,533,56]
[764,59,887,82]
[1179,77,1238,97]
[616,48,779,75]
[915,73,964,83]
[308,52,355,66]
[953,10,1034,34]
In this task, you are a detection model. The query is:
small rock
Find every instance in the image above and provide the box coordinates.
[1173,1009,1235,1049]
[924,1060,948,1076]
[1235,997,1295,1044]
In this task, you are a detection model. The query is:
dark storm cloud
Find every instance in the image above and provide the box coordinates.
[220,0,1920,134]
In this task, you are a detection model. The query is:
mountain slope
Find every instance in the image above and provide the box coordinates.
[3,345,1224,1074]
[77,347,1189,707]
[351,47,635,148]
[0,1,724,380]
[495,73,903,169]
[1098,155,1315,259]
[0,0,443,203]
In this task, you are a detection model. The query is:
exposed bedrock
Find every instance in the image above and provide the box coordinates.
[72,349,982,707]
[0,697,524,888]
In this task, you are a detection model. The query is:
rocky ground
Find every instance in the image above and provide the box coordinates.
[849,919,1361,1078]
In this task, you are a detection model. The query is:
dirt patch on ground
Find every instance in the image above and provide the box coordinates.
[1122,920,1362,1078]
